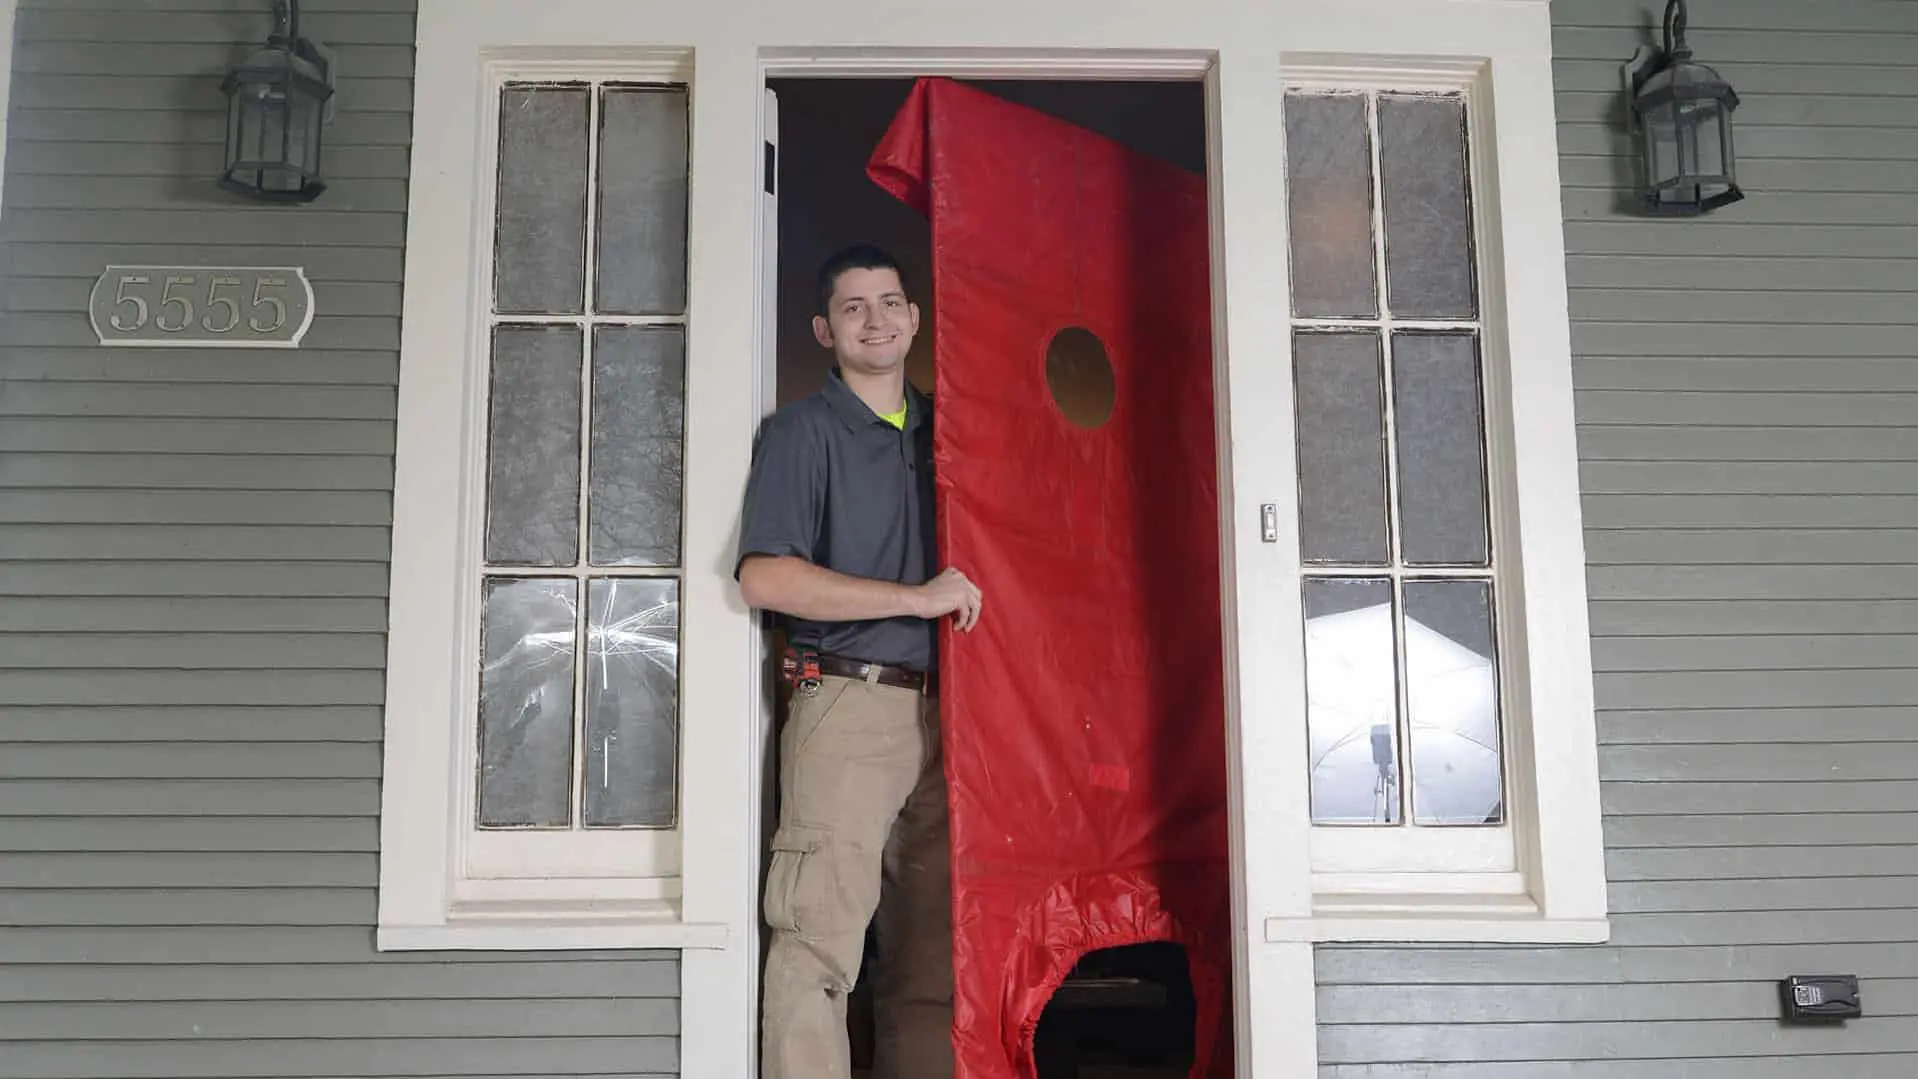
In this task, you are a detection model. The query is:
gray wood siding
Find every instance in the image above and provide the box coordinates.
[1317,0,1918,1074]
[0,2,680,1076]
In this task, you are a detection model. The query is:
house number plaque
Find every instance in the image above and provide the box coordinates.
[88,265,315,348]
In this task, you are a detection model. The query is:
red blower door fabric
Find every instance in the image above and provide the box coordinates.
[868,78,1233,1077]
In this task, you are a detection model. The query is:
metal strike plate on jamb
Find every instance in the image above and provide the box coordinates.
[1260,503,1279,543]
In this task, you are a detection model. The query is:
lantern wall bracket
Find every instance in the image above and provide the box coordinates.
[270,0,337,125]
[1619,0,1689,102]
[1620,44,1657,101]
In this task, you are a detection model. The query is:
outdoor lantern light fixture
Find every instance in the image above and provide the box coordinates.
[220,0,336,203]
[1622,0,1743,215]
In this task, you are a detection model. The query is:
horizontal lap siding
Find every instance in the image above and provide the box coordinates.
[0,3,680,1077]
[1316,0,1918,1074]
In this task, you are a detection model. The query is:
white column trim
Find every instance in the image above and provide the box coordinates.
[0,0,18,222]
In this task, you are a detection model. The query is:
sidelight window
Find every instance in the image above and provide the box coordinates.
[1283,89,1505,834]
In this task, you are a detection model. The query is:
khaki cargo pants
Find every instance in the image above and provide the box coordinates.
[761,672,953,1079]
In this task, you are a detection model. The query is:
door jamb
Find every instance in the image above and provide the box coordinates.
[0,0,18,222]
[722,47,1308,1079]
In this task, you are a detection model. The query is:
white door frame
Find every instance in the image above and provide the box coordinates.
[0,0,19,221]
[393,6,1579,1077]
[719,47,1315,1079]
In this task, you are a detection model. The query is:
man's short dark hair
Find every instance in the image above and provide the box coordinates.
[816,243,910,315]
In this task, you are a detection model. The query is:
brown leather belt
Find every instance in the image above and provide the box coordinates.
[816,654,936,694]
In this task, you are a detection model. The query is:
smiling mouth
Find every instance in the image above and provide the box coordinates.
[861,334,898,346]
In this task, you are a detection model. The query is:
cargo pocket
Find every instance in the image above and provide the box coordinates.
[763,824,833,936]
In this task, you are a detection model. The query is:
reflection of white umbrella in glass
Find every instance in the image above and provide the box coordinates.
[480,581,680,746]
[1305,601,1501,825]
[478,580,679,824]
[482,580,678,688]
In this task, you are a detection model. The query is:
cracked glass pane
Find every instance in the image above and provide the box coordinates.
[583,577,680,827]
[478,577,578,828]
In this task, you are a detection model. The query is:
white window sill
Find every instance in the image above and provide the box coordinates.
[1264,893,1611,945]
[1269,915,1610,945]
[379,917,730,952]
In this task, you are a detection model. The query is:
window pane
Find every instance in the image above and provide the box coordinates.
[583,578,680,828]
[1403,579,1503,825]
[1294,331,1389,564]
[595,86,690,316]
[589,326,685,566]
[1393,332,1489,565]
[1379,93,1476,319]
[1646,104,1680,188]
[1283,92,1378,318]
[486,325,582,567]
[478,577,578,828]
[1305,577,1400,825]
[1675,106,1700,177]
[494,85,589,316]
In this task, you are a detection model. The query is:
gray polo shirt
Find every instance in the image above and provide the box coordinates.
[735,367,939,672]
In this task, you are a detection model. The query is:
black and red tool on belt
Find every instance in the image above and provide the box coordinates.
[779,646,821,691]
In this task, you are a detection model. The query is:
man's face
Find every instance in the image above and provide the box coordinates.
[813,266,919,376]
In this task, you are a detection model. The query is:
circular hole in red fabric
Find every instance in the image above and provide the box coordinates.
[1045,326,1115,429]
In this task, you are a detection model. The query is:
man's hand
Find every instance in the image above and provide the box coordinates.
[914,566,983,631]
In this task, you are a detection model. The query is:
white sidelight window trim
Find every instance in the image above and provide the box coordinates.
[1261,58,1611,945]
[377,44,731,953]
[381,2,1595,1076]
[0,0,17,222]
[1265,54,1606,946]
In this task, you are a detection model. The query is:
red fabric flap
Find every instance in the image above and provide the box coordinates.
[868,77,1234,1078]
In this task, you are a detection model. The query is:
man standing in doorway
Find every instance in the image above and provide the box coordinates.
[736,244,982,1079]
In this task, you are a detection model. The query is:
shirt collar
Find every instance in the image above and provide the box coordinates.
[823,367,929,432]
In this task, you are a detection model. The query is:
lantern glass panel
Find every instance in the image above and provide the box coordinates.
[1682,98,1720,175]
[1675,110,1698,180]
[260,85,291,165]
[1644,100,1680,188]
[1714,108,1737,178]
[292,82,324,173]
[1690,99,1727,178]
[225,89,246,168]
